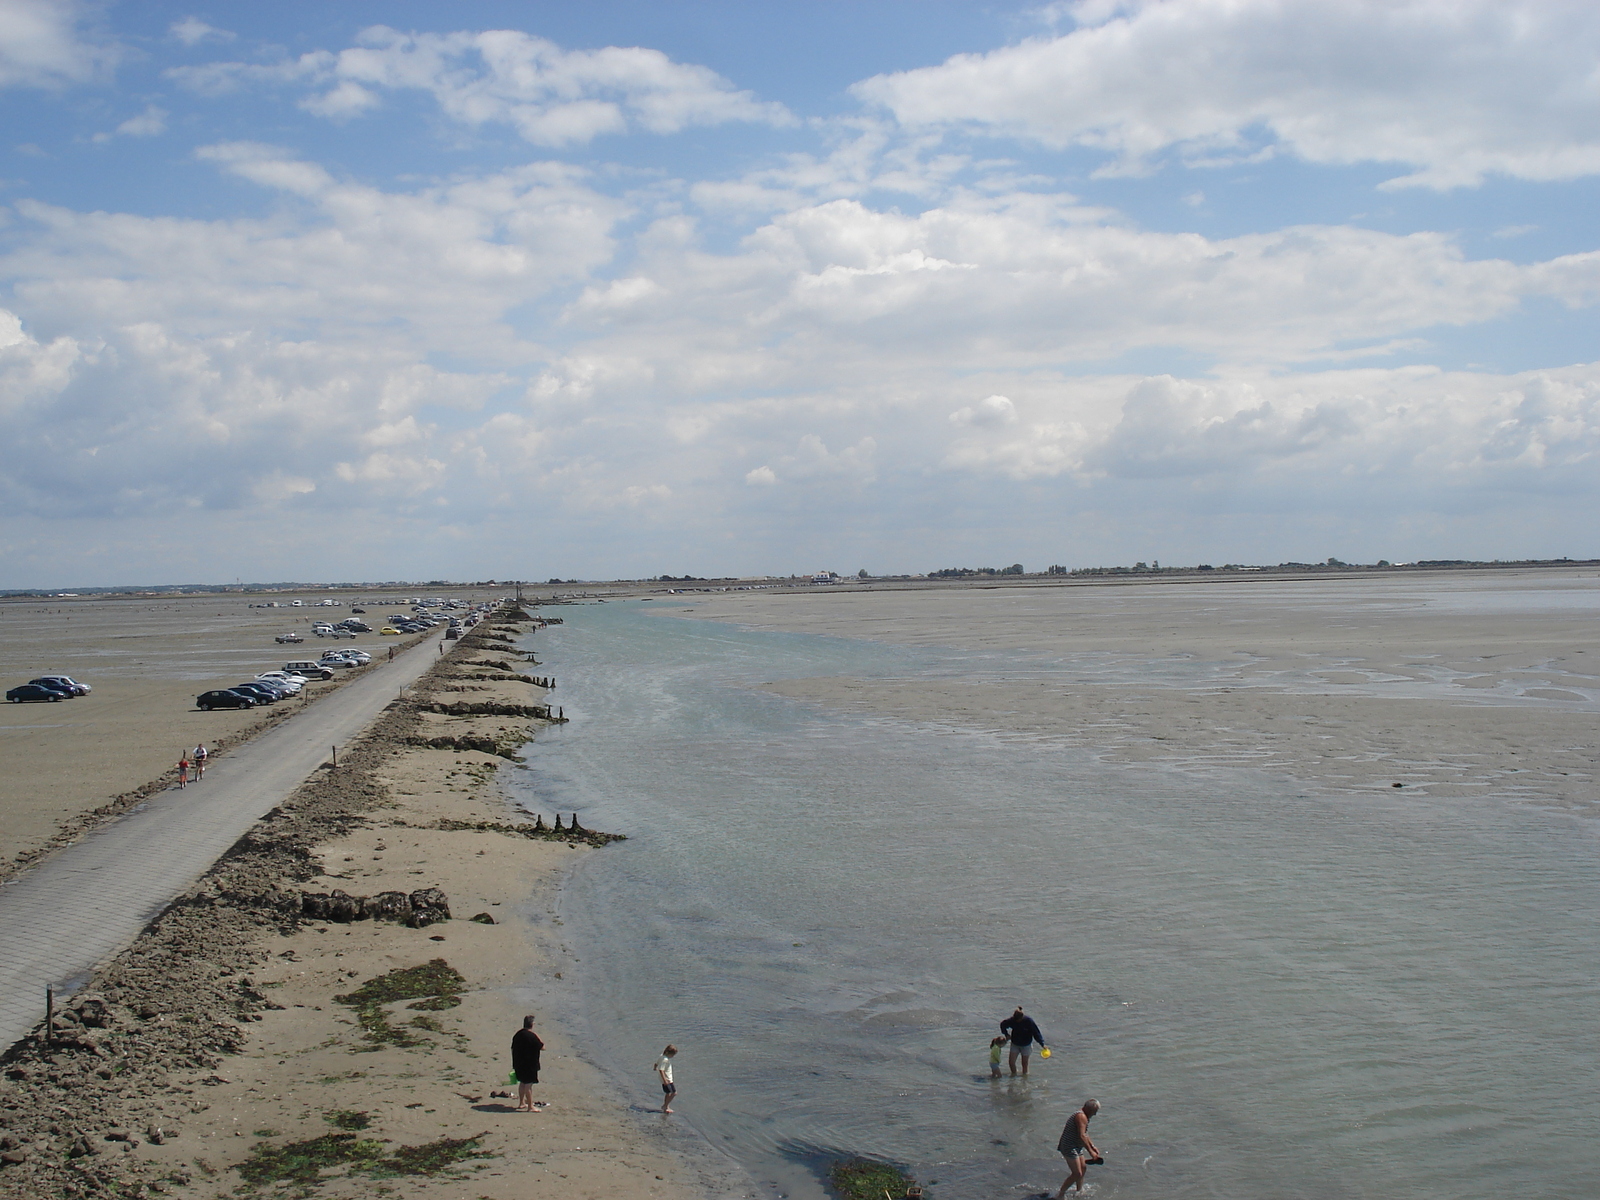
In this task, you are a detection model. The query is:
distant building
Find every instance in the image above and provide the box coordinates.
[811,570,837,584]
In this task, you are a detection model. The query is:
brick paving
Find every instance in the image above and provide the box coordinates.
[0,631,447,1050]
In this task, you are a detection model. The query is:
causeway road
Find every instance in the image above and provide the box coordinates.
[0,629,449,1051]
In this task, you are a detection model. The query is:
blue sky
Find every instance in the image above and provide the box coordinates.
[2,0,1598,586]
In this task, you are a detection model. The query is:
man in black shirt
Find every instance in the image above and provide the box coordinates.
[999,1006,1047,1076]
[511,1014,545,1112]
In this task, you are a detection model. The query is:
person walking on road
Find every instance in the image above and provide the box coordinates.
[1054,1099,1103,1197]
[654,1044,679,1113]
[175,756,189,789]
[511,1014,544,1112]
[1000,1006,1047,1076]
[192,744,209,781]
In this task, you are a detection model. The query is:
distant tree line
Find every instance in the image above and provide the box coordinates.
[930,564,1025,578]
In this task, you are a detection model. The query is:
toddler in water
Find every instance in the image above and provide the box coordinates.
[990,1035,1008,1078]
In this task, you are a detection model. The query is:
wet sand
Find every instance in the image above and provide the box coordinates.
[0,611,741,1200]
[678,569,1600,813]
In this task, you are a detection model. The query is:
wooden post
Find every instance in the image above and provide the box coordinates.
[45,985,53,1049]
[332,745,337,768]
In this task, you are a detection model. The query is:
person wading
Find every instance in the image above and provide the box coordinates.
[1054,1099,1103,1197]
[1000,1005,1048,1076]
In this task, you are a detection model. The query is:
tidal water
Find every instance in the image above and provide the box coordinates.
[503,600,1599,1200]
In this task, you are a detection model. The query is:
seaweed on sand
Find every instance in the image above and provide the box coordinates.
[323,1109,371,1130]
[236,1130,494,1193]
[236,1132,387,1188]
[827,1157,919,1200]
[373,1132,495,1177]
[332,958,466,1049]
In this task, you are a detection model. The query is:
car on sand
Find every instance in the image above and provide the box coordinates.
[275,632,304,644]
[197,688,257,710]
[8,683,66,702]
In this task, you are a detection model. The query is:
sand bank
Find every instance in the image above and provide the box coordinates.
[677,569,1599,813]
[0,611,742,1200]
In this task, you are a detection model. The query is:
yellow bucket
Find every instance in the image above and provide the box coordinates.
[1039,1047,1052,1059]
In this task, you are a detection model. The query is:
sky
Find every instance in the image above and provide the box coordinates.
[2,0,1598,586]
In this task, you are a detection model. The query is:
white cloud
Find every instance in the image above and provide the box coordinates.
[0,0,118,89]
[115,105,168,138]
[950,395,1017,427]
[174,25,794,146]
[169,17,234,47]
[940,367,1600,493]
[854,0,1600,189]
[166,51,335,97]
[4,132,1600,577]
[6,147,627,359]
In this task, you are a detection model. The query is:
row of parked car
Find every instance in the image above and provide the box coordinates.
[196,650,374,711]
[6,675,93,703]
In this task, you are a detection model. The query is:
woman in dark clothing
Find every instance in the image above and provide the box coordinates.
[512,1014,545,1112]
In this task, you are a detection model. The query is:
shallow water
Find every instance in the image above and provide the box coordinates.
[506,600,1600,1200]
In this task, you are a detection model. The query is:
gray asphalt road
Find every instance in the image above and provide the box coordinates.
[0,630,448,1051]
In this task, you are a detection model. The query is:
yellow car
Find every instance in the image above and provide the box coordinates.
[379,626,402,635]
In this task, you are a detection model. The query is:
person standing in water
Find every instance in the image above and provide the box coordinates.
[511,1015,544,1112]
[654,1044,679,1113]
[1054,1099,1103,1197]
[1000,1006,1047,1076]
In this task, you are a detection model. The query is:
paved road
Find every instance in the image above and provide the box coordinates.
[0,630,449,1051]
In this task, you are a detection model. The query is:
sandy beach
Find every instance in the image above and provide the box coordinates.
[677,569,1600,814]
[0,609,743,1200]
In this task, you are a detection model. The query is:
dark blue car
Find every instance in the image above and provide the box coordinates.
[7,683,66,703]
[196,688,257,710]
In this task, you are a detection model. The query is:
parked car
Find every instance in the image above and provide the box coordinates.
[317,655,359,669]
[196,689,256,710]
[284,660,336,680]
[444,627,461,640]
[380,627,402,635]
[256,672,304,693]
[275,632,304,644]
[8,683,65,702]
[338,620,372,633]
[350,607,366,614]
[31,675,90,696]
[229,682,281,703]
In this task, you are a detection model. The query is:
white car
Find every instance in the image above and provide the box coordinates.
[256,672,305,693]
[317,655,359,669]
[323,649,372,665]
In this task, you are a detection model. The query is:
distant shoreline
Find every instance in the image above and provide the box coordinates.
[5,557,1599,601]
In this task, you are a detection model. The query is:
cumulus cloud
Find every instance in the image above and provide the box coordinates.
[940,367,1600,500]
[0,0,118,89]
[854,0,1600,189]
[169,17,234,47]
[171,25,793,145]
[4,130,1600,577]
[114,105,167,137]
[950,395,1016,427]
[5,146,627,356]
